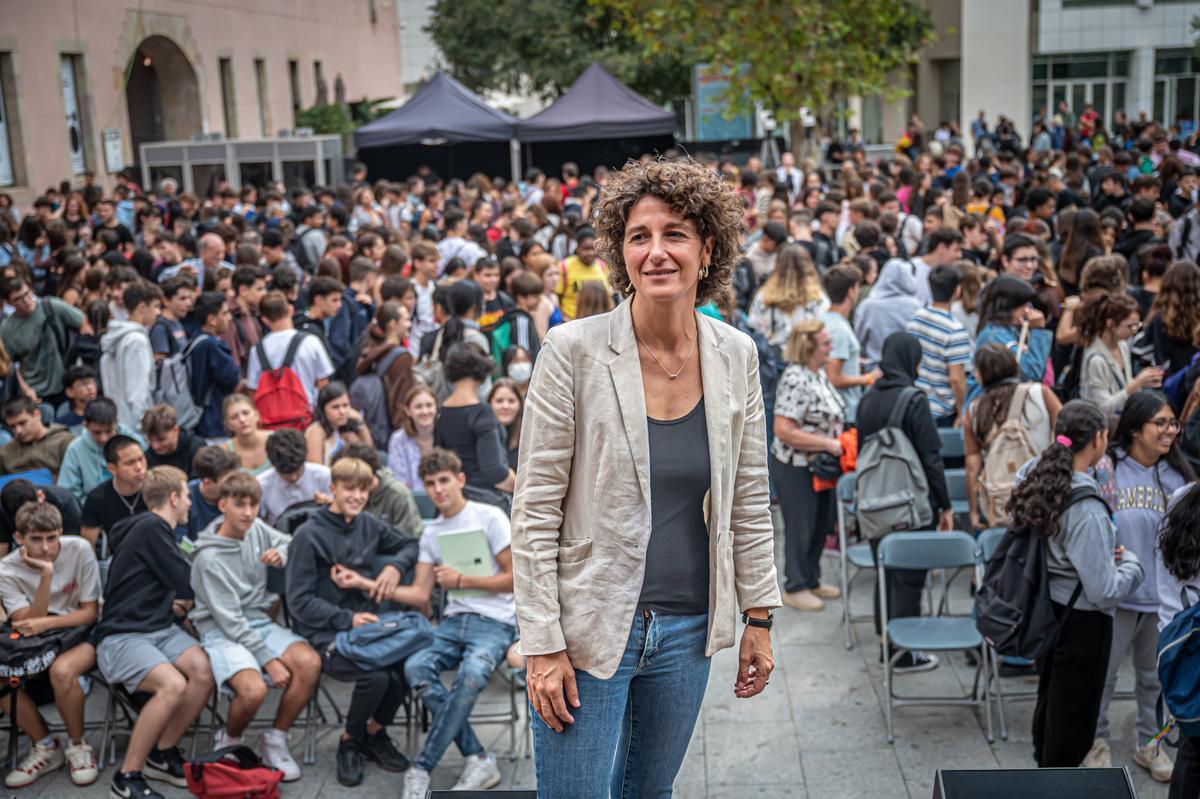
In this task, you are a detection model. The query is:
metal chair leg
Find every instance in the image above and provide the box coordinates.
[302,693,317,766]
[839,502,853,650]
[990,646,1009,741]
[980,646,995,744]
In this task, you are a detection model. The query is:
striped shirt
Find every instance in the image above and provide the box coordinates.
[907,305,971,419]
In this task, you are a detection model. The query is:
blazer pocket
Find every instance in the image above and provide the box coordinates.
[557,538,593,565]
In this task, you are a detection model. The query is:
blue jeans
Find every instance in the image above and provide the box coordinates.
[404,613,516,772]
[532,611,710,799]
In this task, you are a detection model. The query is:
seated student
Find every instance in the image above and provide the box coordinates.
[0,479,81,557]
[142,404,204,477]
[95,466,215,799]
[190,473,321,781]
[80,435,147,552]
[334,449,514,798]
[285,457,418,787]
[0,397,75,480]
[331,444,421,536]
[58,397,136,503]
[0,503,100,788]
[257,429,332,526]
[186,446,242,542]
[55,365,98,434]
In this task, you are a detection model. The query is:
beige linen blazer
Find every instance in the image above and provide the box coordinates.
[511,298,781,679]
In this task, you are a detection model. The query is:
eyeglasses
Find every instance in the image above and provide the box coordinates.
[1011,256,1041,265]
[1153,418,1182,433]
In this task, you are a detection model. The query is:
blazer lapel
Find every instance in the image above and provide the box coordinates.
[698,314,731,537]
[608,300,651,507]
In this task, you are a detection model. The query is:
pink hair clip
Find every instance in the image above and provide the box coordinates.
[1056,434,1073,447]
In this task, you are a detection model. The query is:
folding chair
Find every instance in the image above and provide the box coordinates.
[938,427,965,469]
[944,468,971,516]
[877,531,995,744]
[836,473,875,650]
[976,527,1011,741]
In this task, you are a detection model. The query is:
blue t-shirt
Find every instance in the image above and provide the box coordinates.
[184,479,221,542]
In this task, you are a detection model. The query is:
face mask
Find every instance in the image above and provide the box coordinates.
[508,361,533,384]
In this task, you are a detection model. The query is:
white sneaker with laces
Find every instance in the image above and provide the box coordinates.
[64,739,98,786]
[261,728,301,782]
[402,766,431,799]
[1134,743,1174,782]
[4,738,64,787]
[453,752,502,790]
[214,729,243,751]
[1081,738,1111,768]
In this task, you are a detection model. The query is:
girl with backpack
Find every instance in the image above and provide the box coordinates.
[1009,399,1145,768]
[1091,391,1193,779]
[1156,481,1200,798]
[963,344,1060,530]
[857,332,952,672]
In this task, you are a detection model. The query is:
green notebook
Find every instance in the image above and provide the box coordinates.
[438,529,493,599]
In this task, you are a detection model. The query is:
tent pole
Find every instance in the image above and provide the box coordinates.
[509,138,521,184]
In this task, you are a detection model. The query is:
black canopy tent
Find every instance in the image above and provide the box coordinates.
[516,63,677,175]
[353,71,519,182]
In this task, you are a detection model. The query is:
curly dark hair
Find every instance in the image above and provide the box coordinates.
[1075,291,1139,344]
[1160,483,1200,583]
[1149,260,1200,344]
[1007,399,1108,538]
[591,158,745,307]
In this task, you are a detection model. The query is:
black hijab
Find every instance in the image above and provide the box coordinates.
[874,331,923,392]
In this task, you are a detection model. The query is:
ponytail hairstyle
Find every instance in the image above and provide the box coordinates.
[1006,399,1108,538]
[438,279,483,363]
[1075,290,1139,344]
[370,300,404,343]
[1160,483,1200,583]
[1109,390,1196,487]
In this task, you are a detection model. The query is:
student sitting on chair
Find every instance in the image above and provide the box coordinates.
[0,503,100,788]
[333,448,515,798]
[285,456,418,787]
[190,472,321,781]
[94,466,215,799]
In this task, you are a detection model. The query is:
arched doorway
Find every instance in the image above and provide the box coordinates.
[125,35,201,163]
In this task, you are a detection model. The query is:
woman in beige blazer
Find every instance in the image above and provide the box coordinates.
[512,158,781,797]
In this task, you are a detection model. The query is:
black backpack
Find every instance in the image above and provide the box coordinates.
[974,485,1101,660]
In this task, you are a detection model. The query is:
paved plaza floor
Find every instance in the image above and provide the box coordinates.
[11,516,1172,797]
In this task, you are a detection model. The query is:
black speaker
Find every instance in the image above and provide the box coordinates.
[932,767,1138,799]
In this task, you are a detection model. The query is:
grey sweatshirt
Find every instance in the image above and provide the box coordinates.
[1015,460,1145,613]
[189,518,292,667]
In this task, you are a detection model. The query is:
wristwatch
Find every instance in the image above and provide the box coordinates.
[741,612,774,630]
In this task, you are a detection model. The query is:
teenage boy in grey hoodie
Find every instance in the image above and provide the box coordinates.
[190,472,320,782]
[100,281,162,431]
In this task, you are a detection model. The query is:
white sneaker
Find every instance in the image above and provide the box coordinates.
[1134,743,1174,782]
[214,728,244,751]
[64,739,98,786]
[1081,738,1111,768]
[261,728,301,783]
[453,752,502,790]
[402,766,431,799]
[4,738,64,787]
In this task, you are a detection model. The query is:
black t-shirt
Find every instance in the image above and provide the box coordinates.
[81,481,148,536]
[0,485,82,548]
[103,222,134,247]
[146,433,204,478]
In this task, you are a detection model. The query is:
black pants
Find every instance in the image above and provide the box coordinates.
[324,649,408,742]
[1171,736,1200,799]
[770,458,835,593]
[1032,603,1113,767]
[869,537,928,636]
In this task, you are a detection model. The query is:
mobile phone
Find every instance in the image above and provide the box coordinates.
[1158,359,1171,373]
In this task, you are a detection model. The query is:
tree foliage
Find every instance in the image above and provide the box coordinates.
[425,0,690,104]
[592,0,934,125]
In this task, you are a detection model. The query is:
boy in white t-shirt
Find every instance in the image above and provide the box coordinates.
[245,291,335,408]
[0,503,100,788]
[330,448,514,799]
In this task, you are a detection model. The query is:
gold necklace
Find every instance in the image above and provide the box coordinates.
[634,326,697,380]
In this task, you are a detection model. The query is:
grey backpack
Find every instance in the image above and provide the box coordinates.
[153,334,210,433]
[855,387,933,540]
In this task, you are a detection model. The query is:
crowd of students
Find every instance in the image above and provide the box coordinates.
[0,102,1198,795]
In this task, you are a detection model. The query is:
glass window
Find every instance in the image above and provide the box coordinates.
[149,165,183,191]
[239,161,272,189]
[282,160,315,192]
[1155,81,1166,126]
[1112,82,1126,123]
[1113,55,1129,78]
[1072,85,1087,114]
[219,58,237,138]
[1033,61,1047,81]
[1032,85,1048,120]
[1093,83,1107,123]
[1157,50,1191,76]
[192,164,226,198]
[1175,77,1196,126]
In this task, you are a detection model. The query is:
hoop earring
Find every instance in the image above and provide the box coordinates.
[700,264,709,279]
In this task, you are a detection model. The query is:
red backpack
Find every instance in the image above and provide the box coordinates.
[184,745,282,799]
[253,332,314,431]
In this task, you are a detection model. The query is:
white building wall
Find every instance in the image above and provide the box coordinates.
[959,0,1031,142]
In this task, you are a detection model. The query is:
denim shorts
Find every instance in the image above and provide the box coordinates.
[201,618,304,689]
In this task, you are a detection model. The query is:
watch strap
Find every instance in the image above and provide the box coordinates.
[741,612,773,630]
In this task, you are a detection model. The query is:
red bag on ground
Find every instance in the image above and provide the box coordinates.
[184,745,283,799]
